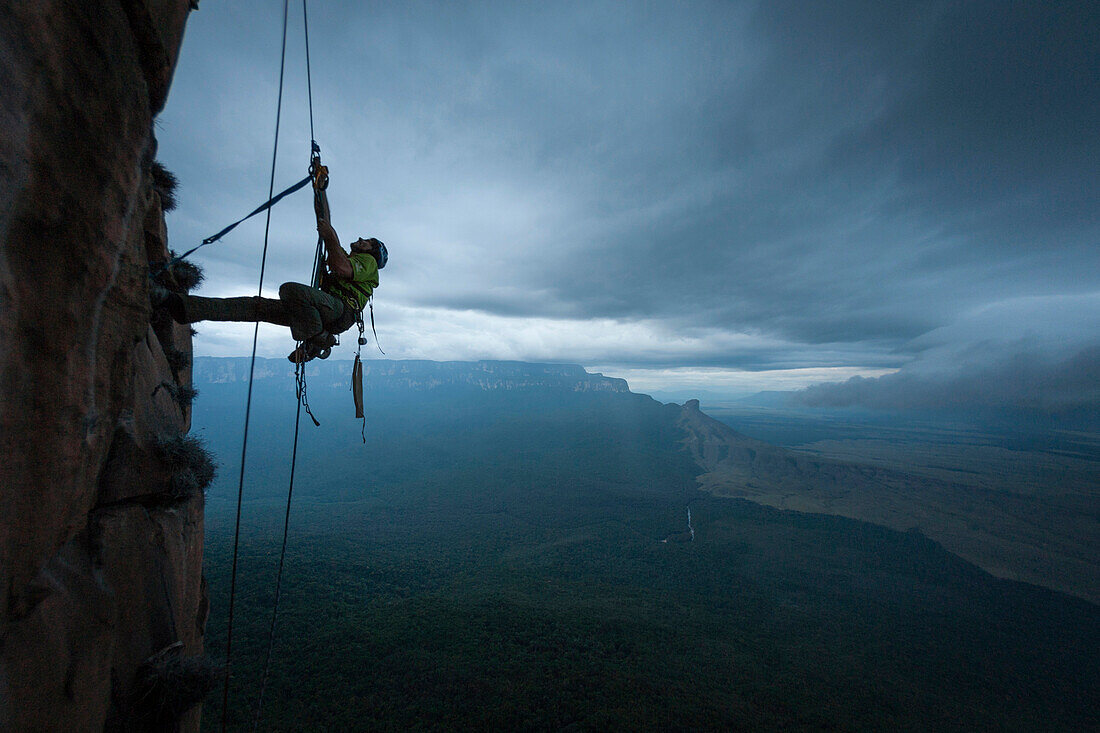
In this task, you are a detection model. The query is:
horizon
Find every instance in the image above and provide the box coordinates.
[189,353,871,399]
[188,354,1097,430]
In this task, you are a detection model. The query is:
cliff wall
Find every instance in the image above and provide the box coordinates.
[0,2,208,730]
[677,399,1100,606]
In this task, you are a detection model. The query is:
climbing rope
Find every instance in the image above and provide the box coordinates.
[189,1,339,726]
[153,0,320,280]
[303,0,317,145]
[157,174,313,276]
[251,361,307,732]
[250,1,320,728]
[220,0,292,730]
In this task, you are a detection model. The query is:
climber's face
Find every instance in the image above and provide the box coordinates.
[351,238,378,255]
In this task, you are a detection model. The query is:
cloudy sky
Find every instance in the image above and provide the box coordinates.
[158,1,1098,412]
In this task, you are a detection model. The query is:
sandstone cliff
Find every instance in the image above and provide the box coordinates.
[677,399,1100,605]
[0,2,210,730]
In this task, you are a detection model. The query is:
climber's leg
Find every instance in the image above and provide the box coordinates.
[169,294,291,328]
[161,283,344,355]
[277,282,344,343]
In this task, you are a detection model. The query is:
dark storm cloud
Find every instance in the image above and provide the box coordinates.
[352,0,1098,350]
[548,0,1100,338]
[796,295,1100,415]
[160,1,1099,408]
[798,345,1100,415]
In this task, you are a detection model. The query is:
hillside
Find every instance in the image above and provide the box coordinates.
[678,399,1099,605]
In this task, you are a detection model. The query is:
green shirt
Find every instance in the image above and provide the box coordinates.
[324,252,379,311]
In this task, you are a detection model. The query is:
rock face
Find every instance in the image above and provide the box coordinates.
[677,400,1100,606]
[0,2,208,730]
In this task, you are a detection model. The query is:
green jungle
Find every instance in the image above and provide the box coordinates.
[194,363,1099,731]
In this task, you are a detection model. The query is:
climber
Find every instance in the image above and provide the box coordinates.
[161,217,387,362]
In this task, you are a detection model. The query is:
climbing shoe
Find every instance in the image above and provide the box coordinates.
[287,331,337,363]
[150,282,187,323]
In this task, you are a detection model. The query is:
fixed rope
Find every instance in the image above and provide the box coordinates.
[149,174,311,280]
[250,363,308,732]
[303,0,316,144]
[153,0,320,280]
[250,0,321,727]
[220,0,292,730]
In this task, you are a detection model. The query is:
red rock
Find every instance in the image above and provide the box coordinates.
[0,2,203,730]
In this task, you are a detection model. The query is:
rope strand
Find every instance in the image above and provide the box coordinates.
[250,1,321,727]
[303,0,316,145]
[251,364,307,732]
[220,0,292,730]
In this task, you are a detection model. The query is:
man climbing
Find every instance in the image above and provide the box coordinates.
[162,217,387,362]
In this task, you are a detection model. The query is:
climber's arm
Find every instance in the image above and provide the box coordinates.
[317,219,353,280]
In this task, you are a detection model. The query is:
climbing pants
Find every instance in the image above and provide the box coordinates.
[175,282,351,343]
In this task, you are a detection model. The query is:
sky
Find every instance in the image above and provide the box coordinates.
[158,1,1098,414]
